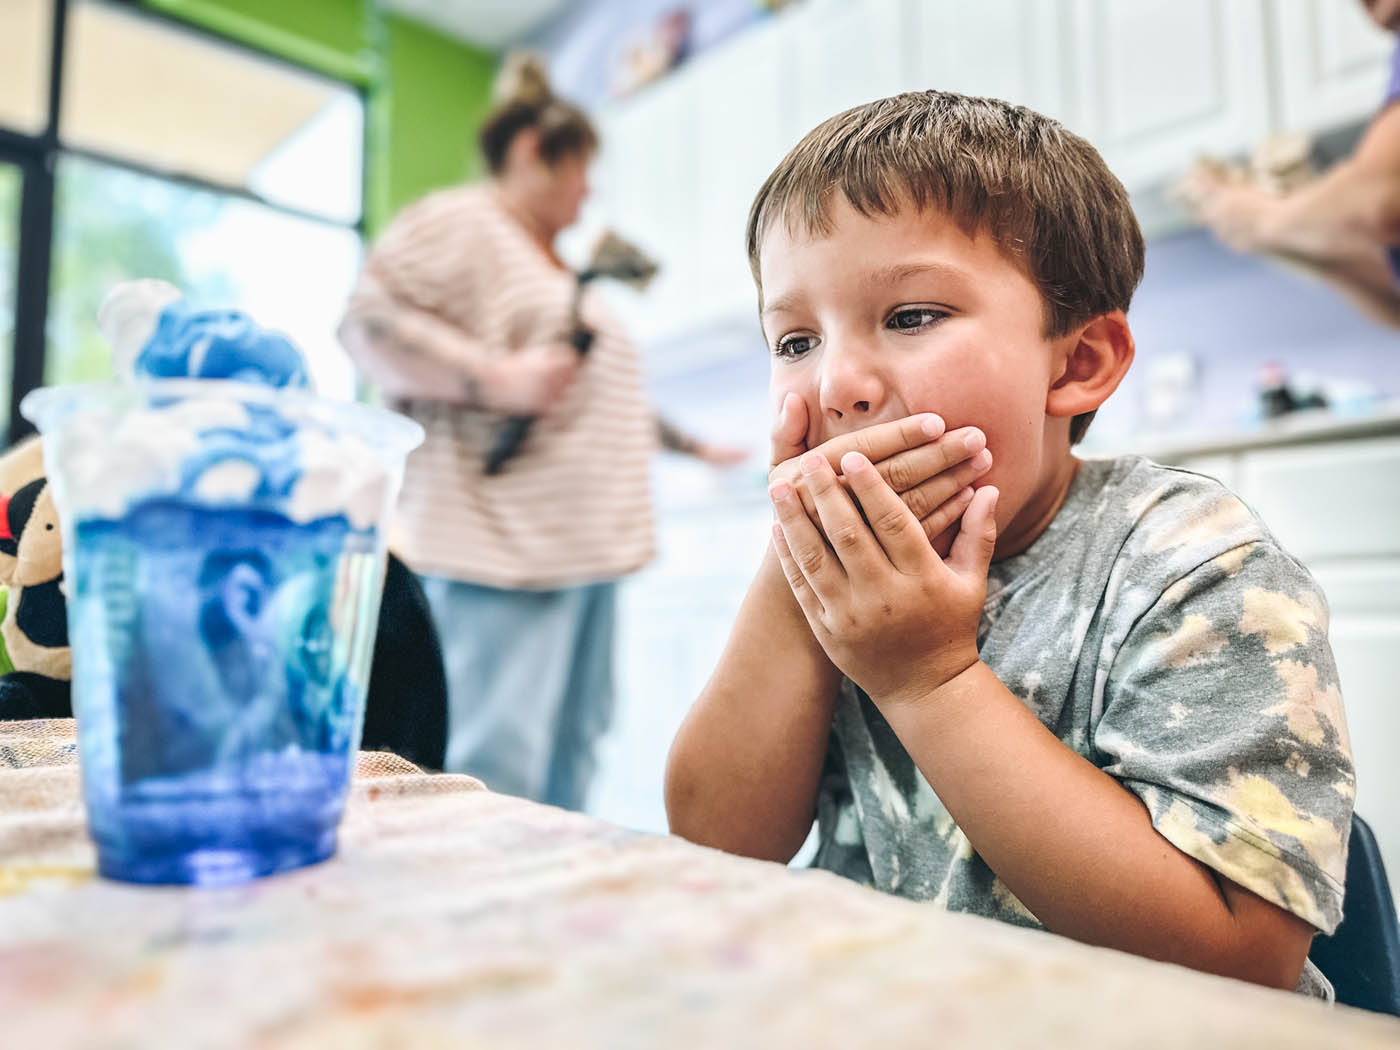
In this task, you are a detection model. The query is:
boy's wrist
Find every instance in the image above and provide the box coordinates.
[869,652,985,715]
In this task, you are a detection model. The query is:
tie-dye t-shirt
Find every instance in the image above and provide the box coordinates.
[811,455,1353,997]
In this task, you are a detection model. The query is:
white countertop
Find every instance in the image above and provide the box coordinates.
[1097,401,1400,463]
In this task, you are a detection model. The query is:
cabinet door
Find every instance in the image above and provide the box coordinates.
[1234,437,1400,562]
[791,0,919,135]
[591,75,698,345]
[911,0,1075,127]
[690,13,804,332]
[1309,565,1400,886]
[1268,0,1394,135]
[1068,0,1272,190]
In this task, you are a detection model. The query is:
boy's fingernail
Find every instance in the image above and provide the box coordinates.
[973,449,992,470]
[964,430,985,452]
[800,452,824,475]
[840,451,869,473]
[921,414,944,437]
[770,480,794,502]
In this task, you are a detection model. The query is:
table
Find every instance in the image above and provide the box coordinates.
[3,719,1398,1049]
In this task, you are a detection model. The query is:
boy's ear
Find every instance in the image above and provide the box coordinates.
[1045,310,1135,420]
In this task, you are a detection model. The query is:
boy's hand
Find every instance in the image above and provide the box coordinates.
[769,393,993,557]
[769,449,999,708]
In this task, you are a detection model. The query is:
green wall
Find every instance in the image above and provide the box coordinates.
[140,0,497,234]
[382,15,497,221]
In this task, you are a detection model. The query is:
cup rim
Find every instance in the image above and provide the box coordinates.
[21,378,425,453]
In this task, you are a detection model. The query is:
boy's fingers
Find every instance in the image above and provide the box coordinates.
[769,392,809,468]
[919,485,976,545]
[813,413,944,470]
[798,451,888,577]
[877,426,985,495]
[902,445,993,522]
[770,522,826,624]
[770,474,846,606]
[841,452,933,573]
[947,486,999,577]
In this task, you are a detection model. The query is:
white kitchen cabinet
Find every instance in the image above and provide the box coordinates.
[690,13,804,332]
[1172,430,1400,890]
[790,0,919,135]
[1067,0,1272,190]
[1268,0,1394,135]
[591,73,698,344]
[911,0,1076,127]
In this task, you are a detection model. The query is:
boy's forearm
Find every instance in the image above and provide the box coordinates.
[665,546,842,862]
[878,663,1311,989]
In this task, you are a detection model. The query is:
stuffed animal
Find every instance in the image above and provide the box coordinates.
[0,436,72,719]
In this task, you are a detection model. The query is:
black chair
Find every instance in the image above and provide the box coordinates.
[1308,813,1400,1016]
[361,553,448,771]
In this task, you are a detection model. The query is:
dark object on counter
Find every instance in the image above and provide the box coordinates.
[1308,813,1400,1017]
[484,231,658,474]
[362,552,448,770]
[1258,360,1328,419]
[0,670,70,720]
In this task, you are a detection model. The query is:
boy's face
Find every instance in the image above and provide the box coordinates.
[759,195,1076,550]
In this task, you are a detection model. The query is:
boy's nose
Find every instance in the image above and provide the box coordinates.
[819,345,886,424]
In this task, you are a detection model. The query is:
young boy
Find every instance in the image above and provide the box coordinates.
[665,91,1353,997]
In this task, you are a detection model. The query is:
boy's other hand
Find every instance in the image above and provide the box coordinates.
[769,401,993,557]
[769,450,999,707]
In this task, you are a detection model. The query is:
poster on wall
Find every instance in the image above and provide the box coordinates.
[608,0,802,99]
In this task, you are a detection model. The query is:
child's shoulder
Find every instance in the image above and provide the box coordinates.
[1081,453,1268,549]
[1071,454,1309,593]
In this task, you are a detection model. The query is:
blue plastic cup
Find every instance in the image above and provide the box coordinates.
[22,379,423,885]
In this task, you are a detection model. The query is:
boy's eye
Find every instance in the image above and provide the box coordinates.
[887,307,948,332]
[773,333,818,359]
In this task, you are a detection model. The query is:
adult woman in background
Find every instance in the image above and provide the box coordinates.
[339,55,742,809]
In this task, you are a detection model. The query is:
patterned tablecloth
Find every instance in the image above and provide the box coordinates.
[3,719,1398,1049]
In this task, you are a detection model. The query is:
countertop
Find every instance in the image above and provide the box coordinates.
[1101,401,1400,463]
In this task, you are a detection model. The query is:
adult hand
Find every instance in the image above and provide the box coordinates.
[769,393,994,557]
[481,344,581,415]
[1173,160,1282,254]
[769,449,999,709]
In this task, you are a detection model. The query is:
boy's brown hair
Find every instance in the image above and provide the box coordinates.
[745,91,1145,444]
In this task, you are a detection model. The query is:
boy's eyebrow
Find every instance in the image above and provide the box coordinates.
[868,261,974,287]
[762,260,976,317]
[761,261,977,319]
[760,292,804,318]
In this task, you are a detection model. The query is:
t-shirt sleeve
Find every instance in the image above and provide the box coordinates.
[1096,540,1354,933]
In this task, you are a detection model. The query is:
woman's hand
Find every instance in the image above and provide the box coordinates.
[481,344,581,415]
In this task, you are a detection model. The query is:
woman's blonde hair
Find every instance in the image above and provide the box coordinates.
[746,91,1145,443]
[479,52,598,173]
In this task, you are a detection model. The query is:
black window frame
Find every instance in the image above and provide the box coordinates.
[0,0,369,442]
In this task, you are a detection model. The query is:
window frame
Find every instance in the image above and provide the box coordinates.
[0,0,370,441]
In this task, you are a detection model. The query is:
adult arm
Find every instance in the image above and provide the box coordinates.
[338,271,579,413]
[1179,104,1400,326]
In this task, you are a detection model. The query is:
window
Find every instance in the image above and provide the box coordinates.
[60,2,362,224]
[0,0,367,439]
[0,164,21,419]
[0,0,53,135]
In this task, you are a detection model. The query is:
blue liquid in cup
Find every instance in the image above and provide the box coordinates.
[69,499,383,885]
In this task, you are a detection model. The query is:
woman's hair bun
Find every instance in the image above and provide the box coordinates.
[493,51,553,107]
